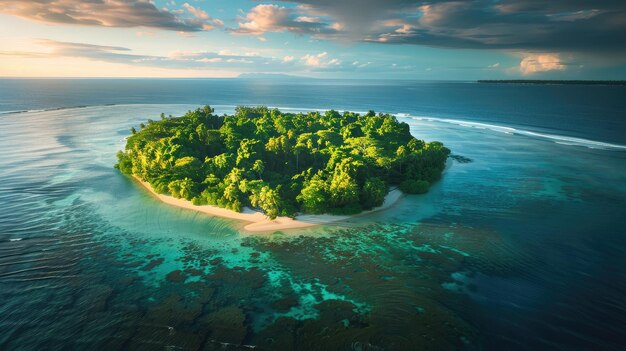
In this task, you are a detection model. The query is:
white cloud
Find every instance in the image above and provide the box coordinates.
[197,58,222,63]
[295,16,321,23]
[302,53,323,67]
[330,22,345,31]
[301,52,341,67]
[183,3,209,20]
[2,39,396,77]
[136,31,155,37]
[234,4,337,36]
[519,53,566,75]
[395,24,414,34]
[227,58,254,64]
[177,31,195,38]
[218,50,259,57]
[328,58,341,65]
[548,9,602,22]
[236,4,291,35]
[182,3,223,30]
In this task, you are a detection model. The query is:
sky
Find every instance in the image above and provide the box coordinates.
[0,0,625,79]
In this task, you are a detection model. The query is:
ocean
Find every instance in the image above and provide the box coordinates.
[0,78,625,350]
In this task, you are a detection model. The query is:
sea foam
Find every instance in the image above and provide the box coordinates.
[401,115,626,151]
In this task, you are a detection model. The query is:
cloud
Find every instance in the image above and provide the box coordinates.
[0,39,352,74]
[182,2,223,30]
[1,39,418,76]
[351,61,372,68]
[257,0,626,55]
[233,4,338,36]
[183,3,209,20]
[302,52,330,67]
[1,40,265,68]
[279,0,415,39]
[28,40,141,64]
[0,51,51,58]
[0,0,221,32]
[197,58,223,63]
[519,53,566,75]
[136,31,155,37]
[177,31,196,38]
[299,52,382,72]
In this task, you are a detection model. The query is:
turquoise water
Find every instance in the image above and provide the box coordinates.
[1,84,626,350]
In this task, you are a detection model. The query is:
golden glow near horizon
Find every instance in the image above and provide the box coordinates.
[0,1,625,79]
[0,15,238,78]
[0,56,238,78]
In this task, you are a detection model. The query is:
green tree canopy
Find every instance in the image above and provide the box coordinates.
[116,105,450,218]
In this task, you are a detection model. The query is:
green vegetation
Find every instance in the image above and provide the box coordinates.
[116,106,449,219]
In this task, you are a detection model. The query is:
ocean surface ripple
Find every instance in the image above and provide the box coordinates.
[0,87,625,350]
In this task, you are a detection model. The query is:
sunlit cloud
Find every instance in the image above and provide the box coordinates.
[302,52,327,67]
[0,0,221,32]
[1,1,623,78]
[233,4,337,36]
[0,39,383,75]
[183,3,209,20]
[519,53,566,75]
[182,2,223,30]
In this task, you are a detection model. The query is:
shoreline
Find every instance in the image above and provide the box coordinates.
[132,176,403,233]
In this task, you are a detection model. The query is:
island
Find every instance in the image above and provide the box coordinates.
[477,80,626,86]
[115,106,450,231]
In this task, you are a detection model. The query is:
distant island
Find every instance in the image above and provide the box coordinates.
[237,73,309,80]
[115,106,449,231]
[477,80,626,86]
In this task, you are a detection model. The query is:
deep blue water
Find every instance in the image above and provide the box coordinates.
[0,79,625,350]
[1,78,625,144]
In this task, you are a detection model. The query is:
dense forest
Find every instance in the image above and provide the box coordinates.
[116,106,449,219]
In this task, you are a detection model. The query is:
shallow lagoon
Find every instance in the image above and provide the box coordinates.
[1,104,625,350]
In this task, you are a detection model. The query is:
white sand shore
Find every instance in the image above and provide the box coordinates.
[133,176,403,232]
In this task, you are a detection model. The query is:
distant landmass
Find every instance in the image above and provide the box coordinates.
[237,73,310,80]
[478,80,626,86]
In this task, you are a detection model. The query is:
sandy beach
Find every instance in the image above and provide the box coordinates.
[133,176,403,232]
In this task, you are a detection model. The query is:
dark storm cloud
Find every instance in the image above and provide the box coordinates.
[0,0,221,32]
[267,0,626,53]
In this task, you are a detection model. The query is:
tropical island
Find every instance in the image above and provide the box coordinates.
[115,106,450,231]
